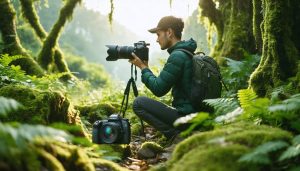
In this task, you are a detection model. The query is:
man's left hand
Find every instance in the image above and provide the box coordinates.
[129,53,148,70]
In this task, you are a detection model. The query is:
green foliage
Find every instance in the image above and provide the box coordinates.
[174,112,214,137]
[269,93,300,112]
[204,98,239,115]
[221,54,260,96]
[239,134,300,168]
[237,89,270,123]
[0,96,21,116]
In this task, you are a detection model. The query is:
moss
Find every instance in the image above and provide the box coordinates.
[34,139,95,171]
[91,158,128,171]
[37,0,82,70]
[76,103,117,123]
[252,0,263,53]
[166,122,292,170]
[140,141,164,153]
[199,0,256,60]
[171,144,256,171]
[0,85,79,124]
[19,0,73,80]
[36,148,65,171]
[249,0,300,96]
[0,0,44,76]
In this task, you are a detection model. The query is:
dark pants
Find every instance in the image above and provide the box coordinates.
[132,96,182,139]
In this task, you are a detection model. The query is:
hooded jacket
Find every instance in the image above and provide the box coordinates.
[141,38,197,114]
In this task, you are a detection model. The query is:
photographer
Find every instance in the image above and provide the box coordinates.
[129,16,197,140]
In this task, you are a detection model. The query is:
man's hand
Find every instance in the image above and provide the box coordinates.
[129,53,149,70]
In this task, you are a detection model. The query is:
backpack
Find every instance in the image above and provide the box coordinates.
[175,49,225,112]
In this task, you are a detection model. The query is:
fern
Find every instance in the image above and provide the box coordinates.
[269,93,300,112]
[237,89,258,109]
[237,89,270,122]
[239,141,289,164]
[0,54,24,66]
[174,112,213,136]
[0,96,21,116]
[204,98,239,115]
[279,135,300,161]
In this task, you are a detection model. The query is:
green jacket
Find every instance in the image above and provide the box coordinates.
[141,38,197,115]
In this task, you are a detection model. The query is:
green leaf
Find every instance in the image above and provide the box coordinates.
[0,96,21,115]
[279,146,300,161]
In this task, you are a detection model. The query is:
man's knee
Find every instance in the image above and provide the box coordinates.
[133,96,148,113]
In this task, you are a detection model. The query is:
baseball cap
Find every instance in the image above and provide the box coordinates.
[148,16,184,33]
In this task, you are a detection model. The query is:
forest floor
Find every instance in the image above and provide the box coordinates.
[120,126,172,170]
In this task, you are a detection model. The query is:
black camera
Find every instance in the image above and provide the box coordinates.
[106,41,150,61]
[92,114,130,144]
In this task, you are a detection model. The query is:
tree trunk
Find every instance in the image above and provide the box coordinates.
[199,0,256,60]
[0,0,44,76]
[249,0,300,96]
[19,0,73,80]
[37,0,81,73]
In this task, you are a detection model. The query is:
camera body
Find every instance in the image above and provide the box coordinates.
[92,114,130,144]
[106,41,149,61]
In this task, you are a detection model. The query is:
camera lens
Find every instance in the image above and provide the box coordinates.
[100,123,120,144]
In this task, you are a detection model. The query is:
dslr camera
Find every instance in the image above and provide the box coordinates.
[92,114,130,144]
[106,41,150,61]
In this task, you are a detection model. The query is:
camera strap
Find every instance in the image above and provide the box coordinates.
[120,64,146,138]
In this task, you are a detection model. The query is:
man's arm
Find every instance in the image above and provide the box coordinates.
[130,52,184,97]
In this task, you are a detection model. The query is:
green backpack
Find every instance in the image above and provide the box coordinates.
[176,49,225,111]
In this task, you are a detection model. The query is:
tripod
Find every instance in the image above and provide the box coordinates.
[119,64,146,138]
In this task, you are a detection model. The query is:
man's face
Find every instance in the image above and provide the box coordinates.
[156,29,172,50]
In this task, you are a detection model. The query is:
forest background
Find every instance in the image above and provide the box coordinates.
[0,0,299,170]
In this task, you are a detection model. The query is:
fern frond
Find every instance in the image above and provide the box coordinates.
[204,98,239,115]
[239,141,288,164]
[269,93,300,112]
[0,54,24,66]
[0,96,21,115]
[238,152,270,164]
[253,141,289,154]
[0,123,71,143]
[237,89,257,109]
[292,135,300,145]
[279,146,300,161]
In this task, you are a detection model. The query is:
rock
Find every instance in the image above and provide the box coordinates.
[157,121,293,171]
[137,146,156,159]
[137,142,164,159]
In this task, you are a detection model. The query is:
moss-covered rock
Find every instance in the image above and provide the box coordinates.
[76,103,117,123]
[162,122,292,171]
[0,85,78,124]
[137,142,164,159]
[33,139,128,171]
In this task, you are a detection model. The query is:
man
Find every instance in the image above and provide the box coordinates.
[129,16,197,139]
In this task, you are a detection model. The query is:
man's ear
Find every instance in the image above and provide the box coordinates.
[167,28,173,38]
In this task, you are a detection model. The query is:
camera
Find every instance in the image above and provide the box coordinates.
[92,114,130,144]
[106,41,150,61]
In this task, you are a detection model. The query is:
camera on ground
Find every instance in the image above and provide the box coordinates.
[106,41,150,61]
[92,114,130,144]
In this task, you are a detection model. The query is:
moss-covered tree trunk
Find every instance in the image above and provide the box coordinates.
[37,0,81,75]
[199,0,256,60]
[19,0,73,80]
[249,0,300,96]
[0,0,44,76]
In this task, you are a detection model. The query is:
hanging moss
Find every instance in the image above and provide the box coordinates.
[0,0,44,76]
[108,0,114,25]
[19,0,73,80]
[37,0,82,70]
[249,0,299,96]
[252,0,263,54]
[199,0,256,60]
[162,122,292,171]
